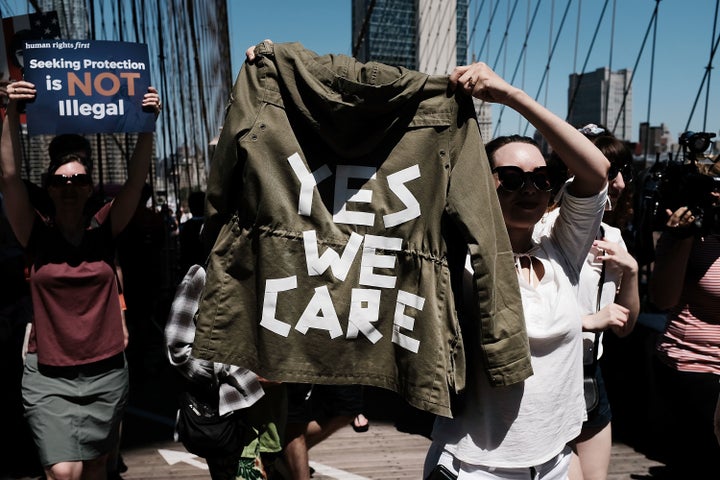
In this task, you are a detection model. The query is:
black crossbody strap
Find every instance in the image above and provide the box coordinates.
[590,226,607,370]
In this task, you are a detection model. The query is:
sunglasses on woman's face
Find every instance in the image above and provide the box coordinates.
[48,173,92,188]
[492,166,553,192]
[609,162,634,183]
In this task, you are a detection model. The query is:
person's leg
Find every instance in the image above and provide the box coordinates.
[570,364,612,480]
[80,455,109,480]
[283,421,311,480]
[567,449,582,480]
[305,414,354,450]
[572,423,612,480]
[206,454,243,480]
[45,461,83,480]
[281,384,314,480]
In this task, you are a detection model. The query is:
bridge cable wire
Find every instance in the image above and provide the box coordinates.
[488,0,544,139]
[603,0,616,131]
[692,0,720,133]
[467,0,488,49]
[609,2,659,143]
[683,20,720,134]
[566,0,610,122]
[703,0,719,132]
[640,0,658,161]
[352,0,376,58]
[483,0,521,135]
[521,0,574,136]
[474,0,502,63]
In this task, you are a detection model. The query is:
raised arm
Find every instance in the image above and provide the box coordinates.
[450,62,609,197]
[109,86,161,237]
[649,207,696,310]
[0,81,37,246]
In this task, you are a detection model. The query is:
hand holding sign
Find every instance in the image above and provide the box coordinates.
[142,85,162,118]
[7,79,161,119]
[5,79,36,101]
[21,40,155,135]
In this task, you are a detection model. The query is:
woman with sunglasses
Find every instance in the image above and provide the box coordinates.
[535,128,639,480]
[0,80,161,480]
[425,62,610,480]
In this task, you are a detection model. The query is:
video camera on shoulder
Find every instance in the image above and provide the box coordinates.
[642,131,719,235]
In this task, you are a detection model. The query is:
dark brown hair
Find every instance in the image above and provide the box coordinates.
[484,135,540,168]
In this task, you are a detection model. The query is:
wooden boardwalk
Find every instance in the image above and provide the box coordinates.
[106,421,664,480]
[7,418,665,480]
[7,324,674,479]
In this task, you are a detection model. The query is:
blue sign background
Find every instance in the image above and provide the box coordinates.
[22,39,154,135]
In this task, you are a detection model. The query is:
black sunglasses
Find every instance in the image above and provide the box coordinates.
[609,162,634,183]
[48,173,92,188]
[492,166,553,192]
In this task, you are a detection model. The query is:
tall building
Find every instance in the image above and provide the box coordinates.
[352,0,468,75]
[568,67,633,141]
[638,122,671,157]
[351,1,491,138]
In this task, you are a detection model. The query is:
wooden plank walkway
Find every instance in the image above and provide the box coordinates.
[7,325,672,480]
[123,422,664,480]
[34,421,659,480]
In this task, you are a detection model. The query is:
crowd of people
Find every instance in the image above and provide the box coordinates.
[1,40,719,480]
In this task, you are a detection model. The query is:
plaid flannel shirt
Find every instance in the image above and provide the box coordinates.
[165,264,264,415]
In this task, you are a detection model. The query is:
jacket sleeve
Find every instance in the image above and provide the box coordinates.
[444,97,533,386]
[164,265,216,385]
[203,44,270,249]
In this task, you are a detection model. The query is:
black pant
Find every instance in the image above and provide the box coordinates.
[652,357,720,474]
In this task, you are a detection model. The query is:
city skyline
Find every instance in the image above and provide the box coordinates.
[0,0,716,146]
[227,0,720,145]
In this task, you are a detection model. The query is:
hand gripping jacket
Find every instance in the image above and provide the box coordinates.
[194,42,532,417]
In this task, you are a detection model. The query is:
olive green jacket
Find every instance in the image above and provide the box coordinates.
[194,41,531,417]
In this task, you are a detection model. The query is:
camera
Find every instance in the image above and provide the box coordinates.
[679,131,715,155]
[636,131,719,242]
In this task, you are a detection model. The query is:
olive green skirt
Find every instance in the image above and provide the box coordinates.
[22,353,129,466]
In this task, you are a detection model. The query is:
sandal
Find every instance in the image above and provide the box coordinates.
[351,413,369,433]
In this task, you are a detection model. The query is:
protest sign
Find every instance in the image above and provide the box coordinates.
[22,39,154,135]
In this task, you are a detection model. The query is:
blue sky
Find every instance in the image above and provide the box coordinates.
[227,0,720,144]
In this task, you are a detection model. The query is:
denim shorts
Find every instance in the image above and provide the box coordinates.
[584,364,612,429]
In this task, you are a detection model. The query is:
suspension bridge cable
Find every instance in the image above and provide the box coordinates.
[573,0,580,73]
[683,21,720,133]
[602,0,616,129]
[427,0,457,74]
[475,0,502,62]
[467,0,488,48]
[489,0,520,71]
[352,0,376,58]
[156,0,172,201]
[490,0,544,138]
[610,2,659,140]
[522,0,574,136]
[485,0,519,136]
[566,0,610,121]
[519,0,530,132]
[703,0,719,131]
[184,2,203,191]
[545,0,554,107]
[641,1,658,160]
